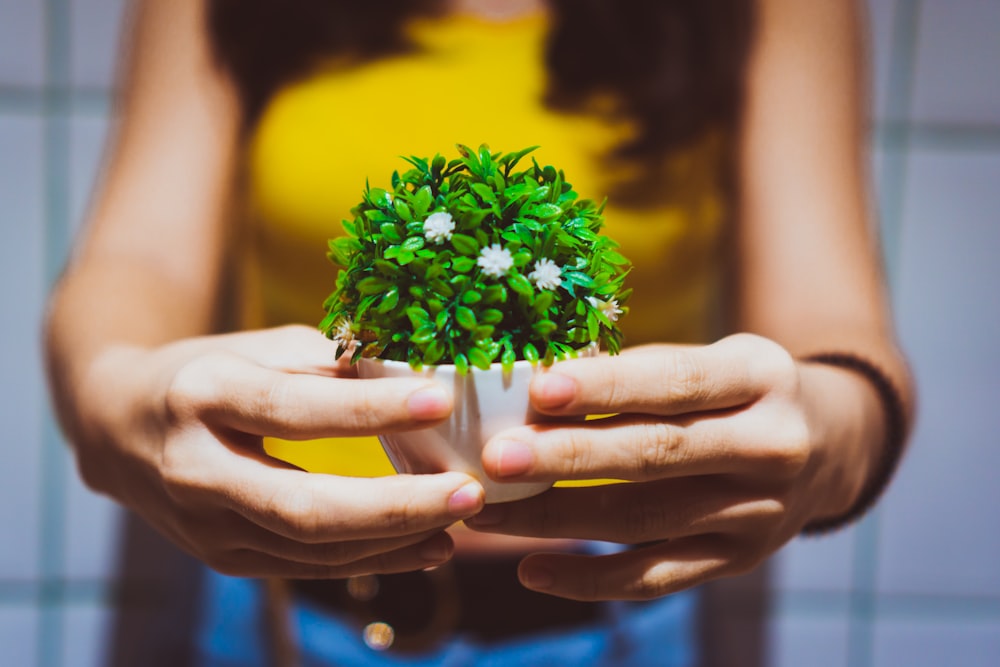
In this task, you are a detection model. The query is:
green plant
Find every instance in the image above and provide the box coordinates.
[320,144,632,373]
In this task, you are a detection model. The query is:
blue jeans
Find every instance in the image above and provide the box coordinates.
[196,569,698,667]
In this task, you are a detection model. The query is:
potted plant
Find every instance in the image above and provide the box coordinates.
[320,144,631,502]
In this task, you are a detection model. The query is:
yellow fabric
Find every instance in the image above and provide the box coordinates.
[242,14,727,478]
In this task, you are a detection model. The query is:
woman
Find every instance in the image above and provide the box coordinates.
[45,0,914,664]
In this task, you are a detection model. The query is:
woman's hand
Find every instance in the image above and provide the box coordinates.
[73,325,485,579]
[467,333,880,601]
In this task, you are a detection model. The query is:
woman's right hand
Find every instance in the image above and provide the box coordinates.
[71,324,485,578]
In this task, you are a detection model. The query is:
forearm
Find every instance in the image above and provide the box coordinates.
[44,253,218,448]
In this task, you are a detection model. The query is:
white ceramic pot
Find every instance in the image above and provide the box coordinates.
[358,348,596,504]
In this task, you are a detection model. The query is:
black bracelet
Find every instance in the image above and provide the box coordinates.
[799,352,910,535]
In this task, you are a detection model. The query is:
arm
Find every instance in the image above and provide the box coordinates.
[467,0,914,599]
[45,0,483,577]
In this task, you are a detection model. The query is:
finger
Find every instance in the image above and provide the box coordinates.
[465,481,781,544]
[515,536,733,602]
[483,411,769,482]
[229,325,359,377]
[161,428,484,544]
[529,335,782,416]
[221,514,450,567]
[182,325,357,377]
[210,531,456,579]
[216,460,484,543]
[167,351,453,438]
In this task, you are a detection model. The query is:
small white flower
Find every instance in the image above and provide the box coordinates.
[422,211,455,244]
[528,258,562,291]
[586,296,623,323]
[476,244,514,278]
[331,316,355,348]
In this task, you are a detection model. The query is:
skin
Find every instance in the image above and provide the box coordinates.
[45,0,913,598]
[467,0,915,600]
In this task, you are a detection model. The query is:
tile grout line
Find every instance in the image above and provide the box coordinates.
[849,1,923,667]
[38,1,72,666]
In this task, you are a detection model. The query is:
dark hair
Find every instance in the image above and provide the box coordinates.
[208,0,755,198]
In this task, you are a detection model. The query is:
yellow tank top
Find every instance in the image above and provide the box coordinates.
[242,13,728,477]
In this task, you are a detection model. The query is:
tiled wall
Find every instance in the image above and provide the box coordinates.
[1,1,997,665]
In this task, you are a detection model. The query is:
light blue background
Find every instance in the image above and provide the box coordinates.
[2,1,998,665]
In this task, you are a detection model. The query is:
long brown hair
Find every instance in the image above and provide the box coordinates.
[208,0,755,197]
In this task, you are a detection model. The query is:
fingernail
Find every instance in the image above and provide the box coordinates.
[466,503,505,527]
[494,440,534,478]
[520,562,554,590]
[534,373,576,408]
[407,385,450,420]
[419,536,451,562]
[448,482,484,516]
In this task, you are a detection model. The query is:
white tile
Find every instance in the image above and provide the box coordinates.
[767,611,849,667]
[911,0,1000,125]
[867,0,897,120]
[70,0,128,89]
[64,464,123,580]
[0,607,39,667]
[69,114,111,233]
[0,116,45,579]
[873,616,1000,667]
[878,150,1000,596]
[0,0,45,87]
[772,526,857,593]
[62,604,115,667]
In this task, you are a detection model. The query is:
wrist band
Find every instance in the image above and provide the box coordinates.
[799,352,910,534]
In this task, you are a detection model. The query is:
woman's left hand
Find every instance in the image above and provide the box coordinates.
[466,333,878,601]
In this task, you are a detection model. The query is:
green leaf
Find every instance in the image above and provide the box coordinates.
[423,340,445,365]
[412,186,433,218]
[368,187,391,207]
[376,288,399,313]
[603,250,630,266]
[327,238,356,266]
[397,249,415,265]
[507,272,533,297]
[533,319,558,336]
[451,233,480,255]
[523,343,539,363]
[405,306,431,328]
[455,306,477,330]
[451,256,476,273]
[435,309,449,331]
[383,245,400,260]
[471,182,497,203]
[468,347,492,371]
[472,324,495,339]
[501,347,516,371]
[454,353,469,375]
[380,222,402,244]
[480,308,504,324]
[401,236,425,252]
[410,325,436,344]
[356,277,391,294]
[533,290,554,313]
[482,284,508,304]
[394,199,413,222]
[532,203,562,220]
[461,290,482,305]
[587,309,599,341]
[373,259,401,277]
[564,271,595,288]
